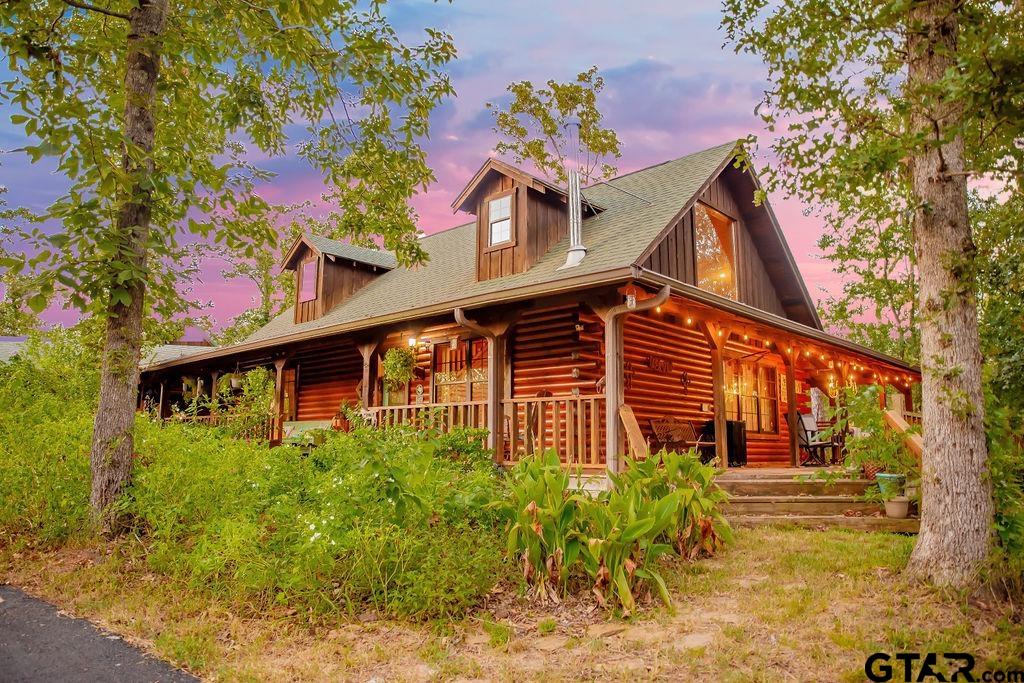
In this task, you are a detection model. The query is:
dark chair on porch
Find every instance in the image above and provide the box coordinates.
[797,413,834,467]
[649,417,716,464]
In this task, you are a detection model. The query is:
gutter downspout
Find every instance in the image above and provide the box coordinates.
[599,284,670,477]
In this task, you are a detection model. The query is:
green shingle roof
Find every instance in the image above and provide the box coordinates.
[304,234,398,270]
[244,140,739,344]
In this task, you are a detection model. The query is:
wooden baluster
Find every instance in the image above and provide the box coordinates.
[508,403,518,462]
[552,401,561,462]
[589,398,599,465]
[565,400,576,465]
[576,400,585,465]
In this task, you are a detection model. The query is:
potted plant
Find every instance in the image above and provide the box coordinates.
[230,373,242,390]
[875,472,906,498]
[382,347,416,390]
[830,386,917,485]
[884,495,910,519]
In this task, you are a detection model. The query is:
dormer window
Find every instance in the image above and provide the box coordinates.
[488,194,512,246]
[298,259,318,303]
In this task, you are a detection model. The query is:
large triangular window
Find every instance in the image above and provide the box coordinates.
[694,202,737,300]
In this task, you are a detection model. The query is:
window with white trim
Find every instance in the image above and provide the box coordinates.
[488,195,512,245]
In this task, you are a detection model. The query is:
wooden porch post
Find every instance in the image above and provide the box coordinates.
[210,371,219,402]
[604,314,625,471]
[699,320,730,469]
[780,349,798,467]
[454,308,517,463]
[273,357,287,443]
[157,380,165,419]
[356,340,379,411]
[901,384,914,413]
[593,285,670,475]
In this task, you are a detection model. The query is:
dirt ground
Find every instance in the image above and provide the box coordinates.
[3,526,1021,682]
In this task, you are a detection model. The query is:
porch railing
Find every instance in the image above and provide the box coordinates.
[172,412,275,443]
[368,400,488,431]
[503,394,605,469]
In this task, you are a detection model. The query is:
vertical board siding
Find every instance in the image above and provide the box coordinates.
[699,177,787,318]
[294,250,320,324]
[476,174,569,282]
[641,173,788,319]
[321,258,377,313]
[293,245,383,325]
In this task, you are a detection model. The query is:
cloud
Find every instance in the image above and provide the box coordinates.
[0,0,841,331]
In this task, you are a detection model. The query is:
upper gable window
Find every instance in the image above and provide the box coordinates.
[298,259,318,303]
[488,194,512,246]
[694,203,737,300]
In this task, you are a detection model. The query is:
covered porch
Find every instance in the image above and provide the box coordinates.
[141,282,919,472]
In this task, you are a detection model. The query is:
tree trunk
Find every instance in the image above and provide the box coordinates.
[89,0,168,534]
[904,0,993,588]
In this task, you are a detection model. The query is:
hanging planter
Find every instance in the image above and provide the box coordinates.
[382,347,416,390]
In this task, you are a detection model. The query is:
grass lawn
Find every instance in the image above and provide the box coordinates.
[4,526,1021,681]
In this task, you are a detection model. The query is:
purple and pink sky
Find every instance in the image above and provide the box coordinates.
[0,0,840,334]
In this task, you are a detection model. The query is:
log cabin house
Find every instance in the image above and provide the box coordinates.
[140,141,920,471]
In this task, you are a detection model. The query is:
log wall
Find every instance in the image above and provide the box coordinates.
[294,341,361,421]
[621,307,808,466]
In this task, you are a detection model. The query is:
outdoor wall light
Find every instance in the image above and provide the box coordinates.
[407,337,417,347]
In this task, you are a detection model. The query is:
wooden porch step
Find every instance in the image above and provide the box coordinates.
[724,495,878,516]
[729,514,919,534]
[717,478,872,496]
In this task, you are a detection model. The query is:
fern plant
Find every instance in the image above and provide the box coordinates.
[382,347,416,390]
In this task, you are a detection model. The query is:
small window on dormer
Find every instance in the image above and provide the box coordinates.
[298,259,317,303]
[488,194,512,245]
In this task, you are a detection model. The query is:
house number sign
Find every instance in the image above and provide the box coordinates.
[646,355,673,374]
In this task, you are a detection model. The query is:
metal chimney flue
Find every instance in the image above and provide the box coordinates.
[558,168,586,270]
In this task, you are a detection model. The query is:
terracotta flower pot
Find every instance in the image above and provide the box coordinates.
[884,497,910,519]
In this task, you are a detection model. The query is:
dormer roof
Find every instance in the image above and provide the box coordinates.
[451,157,602,216]
[281,234,397,272]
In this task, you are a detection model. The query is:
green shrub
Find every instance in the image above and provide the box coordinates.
[611,450,732,559]
[126,422,505,620]
[0,329,98,546]
[985,393,1024,559]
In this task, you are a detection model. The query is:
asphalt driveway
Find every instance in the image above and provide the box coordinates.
[0,585,197,682]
